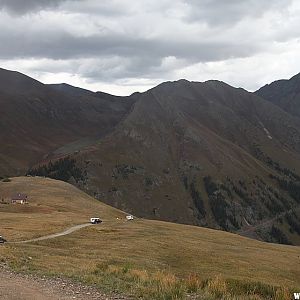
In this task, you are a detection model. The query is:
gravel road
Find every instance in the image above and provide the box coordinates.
[10,223,94,244]
[1,224,134,299]
[0,264,132,300]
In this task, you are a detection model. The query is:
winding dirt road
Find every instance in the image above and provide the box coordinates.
[10,223,94,244]
[1,223,132,299]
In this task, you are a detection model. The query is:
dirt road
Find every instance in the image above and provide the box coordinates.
[1,223,132,299]
[0,265,130,300]
[11,223,94,244]
[0,269,71,300]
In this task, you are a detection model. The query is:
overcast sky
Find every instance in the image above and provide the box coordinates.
[0,0,300,95]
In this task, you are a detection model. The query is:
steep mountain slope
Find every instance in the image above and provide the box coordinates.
[256,72,300,119]
[52,79,300,244]
[2,68,300,244]
[0,68,135,176]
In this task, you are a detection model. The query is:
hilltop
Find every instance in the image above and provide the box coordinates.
[0,177,299,299]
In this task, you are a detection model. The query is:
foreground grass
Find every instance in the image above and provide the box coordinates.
[0,177,299,299]
[1,252,295,300]
[80,263,294,300]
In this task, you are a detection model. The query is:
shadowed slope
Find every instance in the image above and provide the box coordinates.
[2,68,300,245]
[70,79,300,244]
[0,68,135,176]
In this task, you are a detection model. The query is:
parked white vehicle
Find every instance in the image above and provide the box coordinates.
[90,217,102,224]
[126,215,134,220]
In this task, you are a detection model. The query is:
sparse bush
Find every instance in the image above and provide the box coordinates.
[182,176,188,190]
[144,177,153,186]
[113,164,140,179]
[220,183,233,198]
[269,225,291,245]
[185,273,202,293]
[210,193,229,230]
[190,181,205,217]
[270,174,300,203]
[286,212,300,235]
[163,168,170,174]
[203,176,218,196]
[254,146,300,181]
[206,275,228,298]
[232,183,252,205]
[2,177,11,182]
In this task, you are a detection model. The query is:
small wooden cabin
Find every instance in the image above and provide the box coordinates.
[11,193,28,204]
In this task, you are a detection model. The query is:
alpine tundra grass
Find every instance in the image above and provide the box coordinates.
[0,177,299,299]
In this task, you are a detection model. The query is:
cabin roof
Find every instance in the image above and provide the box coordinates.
[11,193,28,200]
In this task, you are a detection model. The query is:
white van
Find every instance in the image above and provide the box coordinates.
[90,217,102,224]
[126,215,134,220]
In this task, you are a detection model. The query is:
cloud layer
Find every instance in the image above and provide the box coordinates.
[0,0,299,95]
[0,0,72,14]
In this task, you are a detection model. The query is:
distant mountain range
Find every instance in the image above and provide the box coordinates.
[1,67,300,245]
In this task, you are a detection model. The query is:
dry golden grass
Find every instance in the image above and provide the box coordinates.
[0,177,299,299]
[0,176,124,241]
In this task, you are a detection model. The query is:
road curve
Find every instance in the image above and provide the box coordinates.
[10,223,94,244]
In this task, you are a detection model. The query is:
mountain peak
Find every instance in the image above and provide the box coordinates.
[0,67,44,94]
[289,71,300,82]
[255,71,300,118]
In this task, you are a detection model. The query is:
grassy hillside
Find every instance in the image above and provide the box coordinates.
[0,177,299,299]
[0,176,124,241]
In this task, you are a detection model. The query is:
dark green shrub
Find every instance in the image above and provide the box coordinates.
[286,212,300,235]
[189,181,205,217]
[270,226,291,245]
[2,177,11,182]
[203,176,218,196]
[27,157,84,183]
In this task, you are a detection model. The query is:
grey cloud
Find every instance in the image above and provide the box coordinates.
[0,15,264,82]
[0,28,261,62]
[183,0,293,26]
[0,0,76,15]
[60,0,130,17]
[79,57,162,82]
[0,0,132,16]
[0,0,299,91]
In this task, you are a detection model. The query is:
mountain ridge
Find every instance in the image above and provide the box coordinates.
[0,68,136,175]
[256,72,300,119]
[59,76,300,244]
[1,67,300,245]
